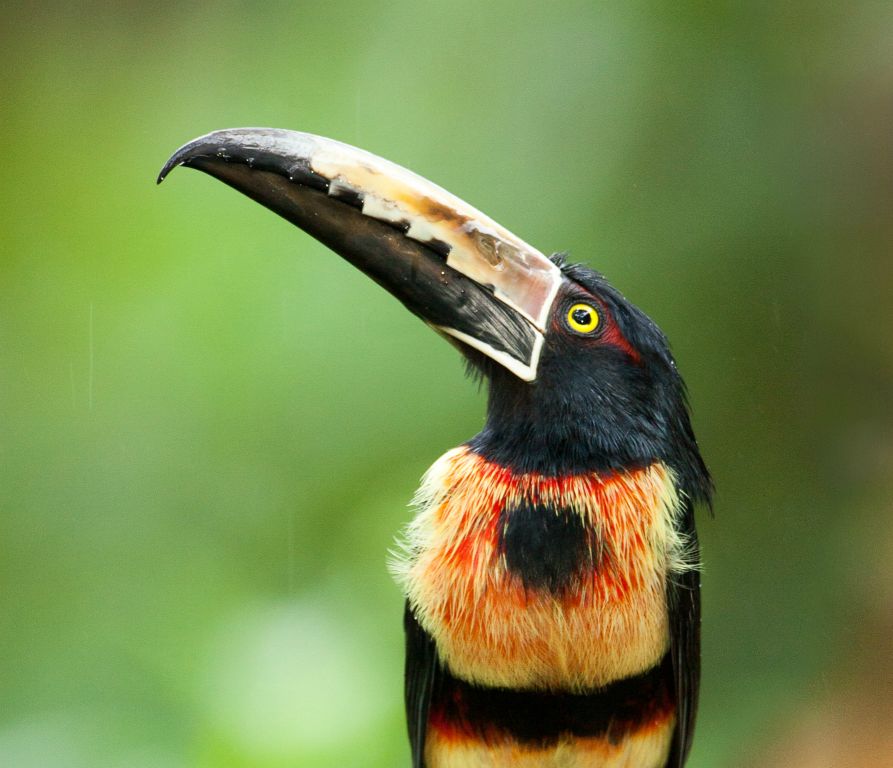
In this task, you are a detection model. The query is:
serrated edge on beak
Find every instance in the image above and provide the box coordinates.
[159,128,564,381]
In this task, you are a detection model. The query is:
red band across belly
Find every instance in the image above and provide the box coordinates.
[428,653,675,746]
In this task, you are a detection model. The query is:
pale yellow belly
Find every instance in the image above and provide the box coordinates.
[425,714,675,768]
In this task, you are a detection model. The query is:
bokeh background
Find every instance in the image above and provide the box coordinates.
[2,2,892,766]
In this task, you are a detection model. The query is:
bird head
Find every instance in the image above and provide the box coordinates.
[159,128,709,500]
[469,257,711,502]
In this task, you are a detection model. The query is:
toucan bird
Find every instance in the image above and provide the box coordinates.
[159,129,712,768]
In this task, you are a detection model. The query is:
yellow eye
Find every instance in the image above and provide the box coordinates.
[566,303,600,334]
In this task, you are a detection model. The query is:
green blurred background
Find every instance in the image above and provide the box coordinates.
[2,2,892,766]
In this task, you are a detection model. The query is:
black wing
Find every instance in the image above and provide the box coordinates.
[665,498,701,767]
[404,603,440,768]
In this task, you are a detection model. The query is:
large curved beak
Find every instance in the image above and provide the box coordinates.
[158,128,563,381]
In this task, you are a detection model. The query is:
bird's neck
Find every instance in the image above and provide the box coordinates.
[468,368,651,476]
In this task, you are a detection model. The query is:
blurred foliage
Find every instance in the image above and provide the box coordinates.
[2,1,892,766]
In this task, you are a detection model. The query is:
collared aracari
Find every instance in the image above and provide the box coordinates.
[159,128,712,768]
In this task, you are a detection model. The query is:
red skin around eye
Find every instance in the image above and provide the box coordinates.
[599,315,641,363]
[557,302,642,364]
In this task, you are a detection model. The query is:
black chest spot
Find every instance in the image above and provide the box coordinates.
[497,501,595,594]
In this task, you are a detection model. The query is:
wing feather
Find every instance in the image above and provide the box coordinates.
[665,499,701,767]
[404,604,440,768]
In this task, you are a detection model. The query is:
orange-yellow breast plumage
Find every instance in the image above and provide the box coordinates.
[393,447,690,692]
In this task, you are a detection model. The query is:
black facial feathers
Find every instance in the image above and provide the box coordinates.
[467,256,712,508]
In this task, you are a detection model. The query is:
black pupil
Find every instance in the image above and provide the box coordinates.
[571,307,592,327]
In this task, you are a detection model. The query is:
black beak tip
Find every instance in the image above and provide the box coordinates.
[156,159,177,185]
[157,131,234,185]
[157,138,208,185]
[157,129,330,193]
[157,148,194,185]
[157,128,284,187]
